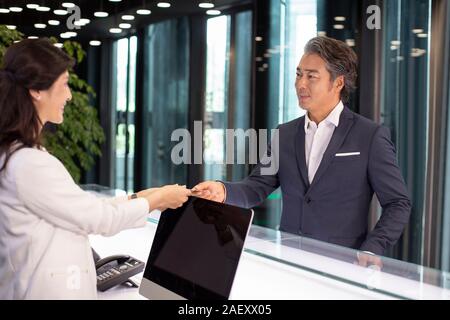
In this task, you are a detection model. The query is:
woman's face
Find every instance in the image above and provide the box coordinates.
[32,71,72,125]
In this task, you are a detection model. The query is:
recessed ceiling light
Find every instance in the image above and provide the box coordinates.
[34,23,47,29]
[26,4,39,9]
[137,9,151,15]
[36,6,51,12]
[255,36,263,41]
[60,33,71,39]
[122,15,135,20]
[412,29,424,34]
[333,24,344,30]
[9,7,23,12]
[199,2,214,9]
[157,2,171,8]
[417,33,428,38]
[80,18,90,24]
[62,2,76,8]
[74,21,84,26]
[345,39,355,47]
[54,43,64,48]
[206,9,221,15]
[54,9,68,15]
[66,31,77,37]
[94,11,109,17]
[90,40,102,46]
[6,25,16,30]
[119,23,132,29]
[48,20,60,26]
[28,36,39,39]
[0,8,10,13]
[109,0,122,2]
[334,16,346,22]
[109,28,122,34]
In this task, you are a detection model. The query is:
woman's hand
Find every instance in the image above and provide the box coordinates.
[138,184,191,212]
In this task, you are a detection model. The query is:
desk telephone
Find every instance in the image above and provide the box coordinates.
[92,249,145,292]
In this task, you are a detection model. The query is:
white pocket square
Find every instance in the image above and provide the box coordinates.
[335,152,361,157]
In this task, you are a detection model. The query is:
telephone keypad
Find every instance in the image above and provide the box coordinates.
[96,256,145,292]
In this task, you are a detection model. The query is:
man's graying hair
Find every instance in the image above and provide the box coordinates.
[304,36,358,103]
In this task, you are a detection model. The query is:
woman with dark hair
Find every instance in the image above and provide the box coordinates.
[0,38,191,299]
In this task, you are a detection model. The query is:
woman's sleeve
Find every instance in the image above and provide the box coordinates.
[14,152,149,237]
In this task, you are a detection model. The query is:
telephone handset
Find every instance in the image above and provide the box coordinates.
[92,249,145,292]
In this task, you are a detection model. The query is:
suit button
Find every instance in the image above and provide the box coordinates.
[305,197,312,204]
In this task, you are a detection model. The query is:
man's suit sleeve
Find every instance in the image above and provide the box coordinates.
[361,125,412,255]
[222,134,280,209]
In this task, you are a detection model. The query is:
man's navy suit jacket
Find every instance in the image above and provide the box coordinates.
[223,107,411,255]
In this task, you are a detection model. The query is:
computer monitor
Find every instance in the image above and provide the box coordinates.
[139,197,254,300]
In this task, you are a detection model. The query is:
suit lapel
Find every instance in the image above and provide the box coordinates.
[295,117,310,189]
[307,107,355,193]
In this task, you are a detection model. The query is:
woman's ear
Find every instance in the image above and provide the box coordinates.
[29,89,41,101]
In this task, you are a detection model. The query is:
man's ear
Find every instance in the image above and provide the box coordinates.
[29,89,41,101]
[334,75,345,92]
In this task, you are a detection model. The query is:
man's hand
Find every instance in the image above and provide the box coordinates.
[191,181,226,203]
[355,251,383,270]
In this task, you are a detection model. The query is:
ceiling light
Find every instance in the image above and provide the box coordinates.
[334,16,346,21]
[94,11,109,17]
[80,18,90,24]
[90,40,102,46]
[28,36,39,39]
[199,2,214,8]
[137,9,151,15]
[391,40,401,46]
[206,9,221,15]
[333,24,344,30]
[54,9,68,15]
[66,31,77,37]
[54,43,63,48]
[9,7,23,12]
[417,33,428,38]
[62,2,76,8]
[412,29,424,34]
[255,36,263,41]
[109,28,122,34]
[36,6,51,12]
[119,23,132,29]
[157,2,171,8]
[6,25,16,30]
[26,4,39,9]
[345,39,355,47]
[0,8,10,13]
[122,15,135,20]
[48,20,60,26]
[34,23,47,29]
[109,0,122,2]
[60,33,71,39]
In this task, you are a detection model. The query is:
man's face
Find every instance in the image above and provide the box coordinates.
[295,53,342,114]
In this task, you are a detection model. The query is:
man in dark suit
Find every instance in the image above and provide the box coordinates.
[192,36,411,259]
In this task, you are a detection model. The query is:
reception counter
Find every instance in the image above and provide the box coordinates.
[89,212,450,300]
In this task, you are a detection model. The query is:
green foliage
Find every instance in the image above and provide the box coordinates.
[0,26,105,183]
[0,25,23,61]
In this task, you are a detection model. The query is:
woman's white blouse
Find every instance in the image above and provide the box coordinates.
[0,147,149,299]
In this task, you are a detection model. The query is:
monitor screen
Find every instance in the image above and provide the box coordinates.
[141,197,253,300]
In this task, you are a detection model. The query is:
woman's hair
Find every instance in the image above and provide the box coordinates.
[0,38,74,173]
[304,36,358,103]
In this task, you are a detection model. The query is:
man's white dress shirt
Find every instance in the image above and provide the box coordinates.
[304,101,344,184]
